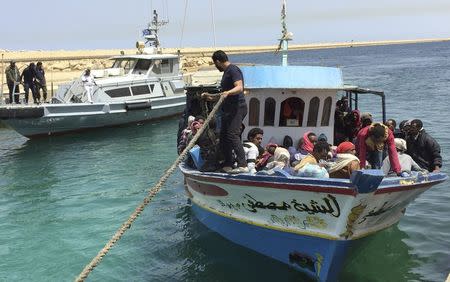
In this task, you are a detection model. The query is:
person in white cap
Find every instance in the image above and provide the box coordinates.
[381,138,425,175]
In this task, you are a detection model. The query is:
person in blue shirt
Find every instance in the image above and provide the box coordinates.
[202,50,248,173]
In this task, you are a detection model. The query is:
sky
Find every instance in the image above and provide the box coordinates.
[1,0,450,51]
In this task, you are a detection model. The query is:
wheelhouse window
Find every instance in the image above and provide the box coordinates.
[279,97,304,127]
[111,59,135,73]
[152,59,174,75]
[131,85,151,95]
[264,98,276,126]
[248,98,260,126]
[105,87,131,98]
[307,97,320,127]
[132,59,152,74]
[321,97,332,126]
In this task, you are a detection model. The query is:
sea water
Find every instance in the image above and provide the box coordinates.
[0,41,449,281]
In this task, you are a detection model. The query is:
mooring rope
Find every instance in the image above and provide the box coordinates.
[75,94,225,282]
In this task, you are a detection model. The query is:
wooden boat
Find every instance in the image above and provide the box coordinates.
[179,4,447,280]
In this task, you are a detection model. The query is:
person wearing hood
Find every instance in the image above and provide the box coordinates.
[328,142,360,179]
[382,138,424,175]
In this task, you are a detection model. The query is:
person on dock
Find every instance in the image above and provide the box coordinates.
[405,119,442,172]
[20,63,38,104]
[5,61,21,104]
[201,50,248,174]
[81,69,95,103]
[356,122,401,174]
[35,62,48,103]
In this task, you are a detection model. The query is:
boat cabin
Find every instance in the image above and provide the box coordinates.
[240,66,385,147]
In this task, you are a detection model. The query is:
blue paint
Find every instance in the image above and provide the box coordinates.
[191,203,352,282]
[240,66,344,89]
[350,170,385,193]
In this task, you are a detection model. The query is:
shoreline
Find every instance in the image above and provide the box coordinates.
[1,37,449,61]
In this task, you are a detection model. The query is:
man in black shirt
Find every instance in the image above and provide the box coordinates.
[20,63,38,104]
[202,50,248,173]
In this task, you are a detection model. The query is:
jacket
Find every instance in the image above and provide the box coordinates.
[406,129,442,172]
[357,124,401,173]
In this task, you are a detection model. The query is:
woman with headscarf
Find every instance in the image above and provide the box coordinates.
[328,141,360,179]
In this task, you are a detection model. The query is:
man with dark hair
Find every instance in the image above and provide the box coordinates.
[21,63,38,104]
[357,122,401,173]
[5,61,21,104]
[294,140,330,172]
[35,62,48,103]
[406,119,442,172]
[202,50,248,173]
[243,128,264,173]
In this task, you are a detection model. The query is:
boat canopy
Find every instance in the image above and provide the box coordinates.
[240,66,343,90]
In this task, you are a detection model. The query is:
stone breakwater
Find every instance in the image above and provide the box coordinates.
[1,38,449,96]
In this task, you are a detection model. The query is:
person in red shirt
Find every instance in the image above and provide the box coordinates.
[356,122,401,174]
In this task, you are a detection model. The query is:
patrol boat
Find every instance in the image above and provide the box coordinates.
[179,3,448,281]
[0,10,185,138]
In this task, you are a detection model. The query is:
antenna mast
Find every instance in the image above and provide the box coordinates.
[143,9,168,49]
[278,0,293,66]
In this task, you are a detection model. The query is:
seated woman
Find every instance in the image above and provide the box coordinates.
[328,141,360,179]
[266,145,291,170]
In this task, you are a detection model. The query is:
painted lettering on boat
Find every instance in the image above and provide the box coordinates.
[358,201,400,224]
[270,215,328,229]
[217,194,341,218]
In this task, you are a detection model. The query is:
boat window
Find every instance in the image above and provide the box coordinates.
[307,97,320,127]
[111,59,135,73]
[152,59,173,75]
[105,87,131,98]
[264,98,276,126]
[132,59,152,74]
[131,85,151,95]
[321,97,332,126]
[279,97,304,127]
[249,98,260,126]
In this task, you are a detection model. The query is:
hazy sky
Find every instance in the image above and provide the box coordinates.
[1,0,449,51]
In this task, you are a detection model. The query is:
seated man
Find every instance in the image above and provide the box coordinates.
[294,141,330,178]
[243,128,264,174]
[356,122,401,174]
[382,138,424,175]
[405,119,442,172]
[294,141,330,171]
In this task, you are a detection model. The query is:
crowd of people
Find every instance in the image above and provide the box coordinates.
[178,50,442,179]
[4,61,47,104]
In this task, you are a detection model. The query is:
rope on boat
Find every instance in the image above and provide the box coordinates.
[75,95,225,282]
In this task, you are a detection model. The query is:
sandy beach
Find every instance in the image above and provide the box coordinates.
[1,37,449,96]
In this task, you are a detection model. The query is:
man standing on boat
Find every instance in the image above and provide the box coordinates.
[5,61,21,104]
[405,119,442,172]
[202,50,248,174]
[35,62,48,103]
[81,69,95,103]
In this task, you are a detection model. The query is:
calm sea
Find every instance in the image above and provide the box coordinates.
[0,42,449,281]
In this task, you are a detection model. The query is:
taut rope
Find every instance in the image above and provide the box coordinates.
[75,95,225,282]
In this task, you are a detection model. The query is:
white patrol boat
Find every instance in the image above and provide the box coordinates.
[0,10,185,138]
